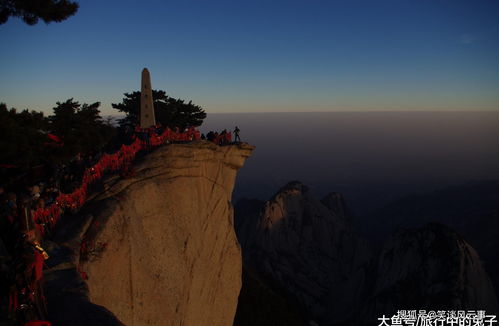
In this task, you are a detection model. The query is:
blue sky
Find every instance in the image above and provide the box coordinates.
[0,0,498,115]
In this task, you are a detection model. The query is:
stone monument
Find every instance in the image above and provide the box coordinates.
[140,68,156,128]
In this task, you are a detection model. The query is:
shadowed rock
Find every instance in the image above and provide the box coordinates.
[362,223,499,320]
[235,182,499,325]
[235,181,372,323]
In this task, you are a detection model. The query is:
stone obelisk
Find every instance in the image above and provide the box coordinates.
[140,68,156,128]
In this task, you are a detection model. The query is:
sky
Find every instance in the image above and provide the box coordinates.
[0,0,498,115]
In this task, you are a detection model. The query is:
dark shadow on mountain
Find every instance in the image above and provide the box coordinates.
[234,181,499,325]
[234,265,308,326]
[365,180,499,297]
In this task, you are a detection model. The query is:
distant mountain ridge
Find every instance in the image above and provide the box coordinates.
[236,181,372,324]
[366,180,499,298]
[235,181,499,325]
[362,223,499,321]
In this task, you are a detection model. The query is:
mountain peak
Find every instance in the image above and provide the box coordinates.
[235,182,372,321]
[272,180,309,198]
[365,222,499,317]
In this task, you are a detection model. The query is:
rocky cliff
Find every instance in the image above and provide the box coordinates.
[366,180,499,298]
[236,182,499,325]
[235,181,372,323]
[44,141,254,326]
[363,223,499,319]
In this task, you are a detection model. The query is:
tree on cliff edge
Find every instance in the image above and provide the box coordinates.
[0,103,48,167]
[49,98,116,160]
[0,0,79,25]
[112,90,207,130]
[0,100,116,168]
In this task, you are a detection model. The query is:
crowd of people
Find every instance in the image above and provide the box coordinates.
[0,150,108,325]
[202,126,241,145]
[134,125,201,146]
[0,123,242,325]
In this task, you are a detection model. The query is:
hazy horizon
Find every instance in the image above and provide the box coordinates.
[201,111,499,217]
[101,108,499,119]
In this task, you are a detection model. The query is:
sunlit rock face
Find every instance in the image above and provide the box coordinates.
[235,181,373,323]
[80,142,254,326]
[362,223,499,319]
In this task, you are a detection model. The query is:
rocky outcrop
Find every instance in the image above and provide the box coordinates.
[362,223,499,319]
[235,181,372,323]
[366,180,499,298]
[45,141,254,326]
[236,182,499,325]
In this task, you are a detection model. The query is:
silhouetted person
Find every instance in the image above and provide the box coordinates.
[234,126,241,143]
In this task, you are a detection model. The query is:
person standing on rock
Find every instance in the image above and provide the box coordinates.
[234,126,241,143]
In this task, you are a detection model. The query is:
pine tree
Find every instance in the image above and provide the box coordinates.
[0,0,79,25]
[49,99,115,160]
[0,103,48,167]
[112,90,207,130]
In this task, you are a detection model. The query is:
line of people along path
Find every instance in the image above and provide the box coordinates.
[0,124,242,326]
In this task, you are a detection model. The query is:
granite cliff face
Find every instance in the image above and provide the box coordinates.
[235,181,372,323]
[45,141,254,326]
